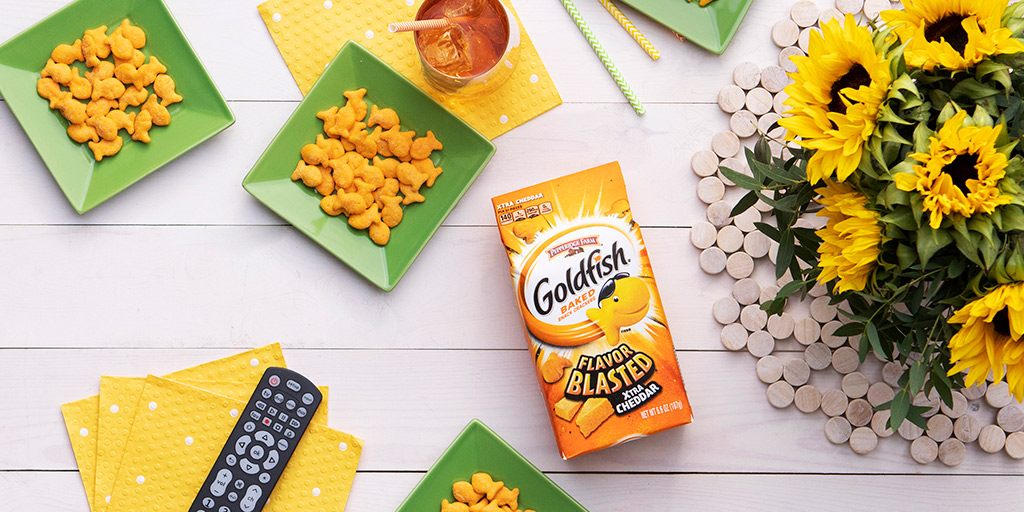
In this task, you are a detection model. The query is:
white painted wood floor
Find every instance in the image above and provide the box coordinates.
[1,0,1022,510]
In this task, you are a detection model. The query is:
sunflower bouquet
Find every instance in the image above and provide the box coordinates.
[723,0,1024,431]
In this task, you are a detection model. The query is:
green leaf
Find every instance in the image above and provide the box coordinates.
[754,137,772,164]
[1001,205,1024,231]
[909,361,926,394]
[776,234,795,279]
[718,165,762,191]
[916,224,953,267]
[833,322,864,337]
[730,191,759,217]
[897,243,918,269]
[889,390,910,430]
[865,321,886,359]
[880,208,917,231]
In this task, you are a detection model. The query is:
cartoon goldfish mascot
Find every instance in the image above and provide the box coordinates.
[585,272,650,344]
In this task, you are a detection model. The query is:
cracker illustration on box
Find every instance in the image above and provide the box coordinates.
[492,162,693,459]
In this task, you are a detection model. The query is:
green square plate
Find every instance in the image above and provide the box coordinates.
[0,0,234,213]
[619,0,755,54]
[242,41,496,292]
[396,419,589,512]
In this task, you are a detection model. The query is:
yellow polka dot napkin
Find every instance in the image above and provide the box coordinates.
[257,0,561,139]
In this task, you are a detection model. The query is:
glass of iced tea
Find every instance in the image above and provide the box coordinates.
[414,0,521,96]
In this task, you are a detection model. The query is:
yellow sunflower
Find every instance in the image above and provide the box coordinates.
[882,0,1024,71]
[948,282,1024,401]
[815,181,884,293]
[780,15,891,185]
[893,110,1012,229]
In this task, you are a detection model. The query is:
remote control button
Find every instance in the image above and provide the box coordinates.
[278,412,289,422]
[273,423,283,433]
[262,417,272,427]
[243,421,255,433]
[285,399,296,410]
[284,429,295,439]
[240,484,263,512]
[277,439,288,451]
[269,375,280,387]
[302,393,314,405]
[203,497,215,508]
[258,473,271,484]
[234,479,245,490]
[267,407,278,417]
[296,407,307,418]
[263,450,280,470]
[227,491,238,502]
[210,469,231,496]
[289,418,301,429]
[240,458,259,475]
[249,445,265,460]
[286,379,301,392]
[249,411,260,421]
[225,454,237,466]
[255,400,266,410]
[261,388,272,399]
[235,435,252,455]
[254,431,273,447]
[219,507,230,512]
[274,393,285,404]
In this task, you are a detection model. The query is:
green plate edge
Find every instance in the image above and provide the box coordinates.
[0,0,235,213]
[394,419,589,512]
[619,0,755,54]
[242,41,496,292]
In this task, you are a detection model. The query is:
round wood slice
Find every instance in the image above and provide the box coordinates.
[772,19,800,47]
[730,110,758,138]
[871,410,894,437]
[728,252,755,279]
[742,306,769,332]
[820,320,846,348]
[825,416,852,444]
[849,426,878,454]
[962,382,987,400]
[700,247,728,275]
[867,382,894,407]
[744,231,772,259]
[862,0,888,19]
[882,361,904,387]
[938,439,966,466]
[748,330,775,358]
[819,7,843,25]
[718,84,747,113]
[779,46,802,74]
[717,225,744,253]
[712,131,741,158]
[913,390,941,417]
[719,156,750,186]
[926,414,953,442]
[790,0,820,27]
[733,278,761,305]
[954,415,980,443]
[767,312,795,339]
[794,317,821,345]
[997,404,1024,432]
[760,66,789,94]
[798,27,819,54]
[804,342,832,370]
[720,323,748,351]
[756,355,784,384]
[810,296,838,323]
[733,208,762,233]
[898,420,924,441]
[836,0,864,15]
[706,201,733,227]
[757,113,782,135]
[821,389,849,417]
[754,198,773,213]
[808,282,828,297]
[691,150,720,177]
[845,398,872,427]
[1005,432,1024,459]
[697,176,726,204]
[832,347,860,375]
[986,381,1013,408]
[759,285,779,305]
[690,221,718,249]
[733,62,762,90]
[841,372,869,399]
[784,359,811,387]
[713,296,741,325]
[979,424,1007,453]
[910,436,938,464]
[795,384,822,413]
[767,381,795,408]
[745,88,773,116]
[939,391,968,419]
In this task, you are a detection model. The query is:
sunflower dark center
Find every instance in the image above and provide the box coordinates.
[924,14,969,54]
[945,152,980,194]
[828,64,872,115]
[994,308,1013,337]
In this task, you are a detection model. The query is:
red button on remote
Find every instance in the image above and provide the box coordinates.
[262,418,272,427]
[268,376,280,387]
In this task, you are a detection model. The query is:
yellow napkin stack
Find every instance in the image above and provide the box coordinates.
[61,344,362,512]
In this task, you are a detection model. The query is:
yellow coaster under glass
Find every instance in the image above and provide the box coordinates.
[257,0,561,139]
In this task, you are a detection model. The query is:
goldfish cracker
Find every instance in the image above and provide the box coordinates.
[337,192,368,216]
[152,74,183,106]
[396,162,427,190]
[367,104,399,129]
[491,487,519,509]
[87,97,117,118]
[452,481,483,505]
[82,33,109,67]
[41,59,73,85]
[119,84,148,110]
[107,109,136,135]
[315,166,335,196]
[141,95,170,126]
[412,158,443,187]
[479,502,502,512]
[51,39,83,65]
[327,159,355,189]
[380,127,414,160]
[88,114,119,140]
[68,69,92,100]
[327,104,358,139]
[491,162,692,459]
[374,178,400,209]
[368,220,390,245]
[107,29,133,61]
[353,178,376,206]
[400,183,425,205]
[379,195,403,228]
[319,194,344,216]
[113,62,138,85]
[468,502,486,512]
[301,142,328,166]
[117,19,146,49]
[410,130,443,160]
[56,97,87,125]
[132,109,153,143]
[134,56,166,88]
[441,500,470,512]
[36,77,63,108]
[91,77,125,101]
[348,203,380,230]
[349,128,378,159]
[67,123,99,144]
[316,134,345,160]
[342,88,368,120]
[317,106,339,133]
[88,136,122,161]
[291,161,322,188]
[354,163,384,189]
[114,48,146,68]
[373,156,400,179]
[471,473,503,501]
[85,61,114,83]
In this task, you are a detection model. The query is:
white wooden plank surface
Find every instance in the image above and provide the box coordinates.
[1,0,1022,510]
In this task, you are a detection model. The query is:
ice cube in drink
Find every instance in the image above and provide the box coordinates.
[418,24,472,77]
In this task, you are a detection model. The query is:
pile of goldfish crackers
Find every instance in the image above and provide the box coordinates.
[291,88,444,246]
[441,472,535,512]
[36,19,182,161]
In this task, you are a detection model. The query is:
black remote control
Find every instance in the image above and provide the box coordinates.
[189,367,323,512]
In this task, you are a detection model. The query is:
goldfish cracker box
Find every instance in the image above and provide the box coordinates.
[491,162,693,459]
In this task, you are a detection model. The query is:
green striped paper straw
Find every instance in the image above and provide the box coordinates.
[559,0,646,116]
